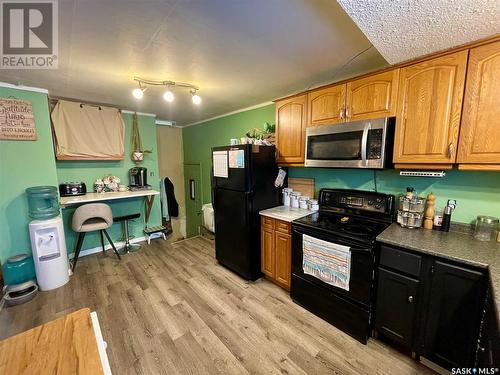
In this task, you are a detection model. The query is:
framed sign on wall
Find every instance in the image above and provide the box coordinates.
[0,98,36,141]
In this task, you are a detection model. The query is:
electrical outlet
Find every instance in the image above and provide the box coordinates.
[150,171,154,176]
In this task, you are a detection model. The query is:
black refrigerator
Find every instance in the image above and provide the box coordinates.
[212,144,281,280]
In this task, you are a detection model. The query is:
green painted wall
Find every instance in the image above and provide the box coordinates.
[0,87,59,263]
[288,168,500,224]
[0,85,162,263]
[56,113,161,254]
[183,104,275,204]
[182,104,500,229]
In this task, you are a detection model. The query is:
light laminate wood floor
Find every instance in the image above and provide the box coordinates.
[0,237,434,374]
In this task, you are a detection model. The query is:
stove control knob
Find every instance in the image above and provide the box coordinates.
[368,200,374,205]
[375,204,382,209]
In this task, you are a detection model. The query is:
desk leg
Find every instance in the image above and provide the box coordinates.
[144,195,155,226]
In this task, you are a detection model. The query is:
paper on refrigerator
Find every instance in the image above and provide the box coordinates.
[229,149,245,168]
[213,151,229,178]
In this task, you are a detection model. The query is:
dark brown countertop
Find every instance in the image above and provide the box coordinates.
[377,223,500,325]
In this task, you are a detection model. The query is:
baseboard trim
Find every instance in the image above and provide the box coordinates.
[68,236,147,259]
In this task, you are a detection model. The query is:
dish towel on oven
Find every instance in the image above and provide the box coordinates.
[302,234,351,291]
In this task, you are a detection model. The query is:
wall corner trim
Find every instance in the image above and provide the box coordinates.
[182,101,274,128]
[156,119,181,127]
[121,110,157,117]
[0,81,49,94]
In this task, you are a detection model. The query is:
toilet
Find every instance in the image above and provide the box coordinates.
[202,203,215,233]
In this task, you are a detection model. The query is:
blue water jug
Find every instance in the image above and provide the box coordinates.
[26,186,59,220]
[2,254,36,286]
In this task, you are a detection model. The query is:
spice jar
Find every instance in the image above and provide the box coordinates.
[473,216,499,241]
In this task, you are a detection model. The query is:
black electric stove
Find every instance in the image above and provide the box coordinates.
[294,211,390,244]
[291,188,395,344]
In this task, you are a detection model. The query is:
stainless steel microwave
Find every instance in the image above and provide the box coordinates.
[304,117,395,169]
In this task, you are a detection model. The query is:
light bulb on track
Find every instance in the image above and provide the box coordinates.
[132,87,144,99]
[191,92,202,105]
[163,89,174,102]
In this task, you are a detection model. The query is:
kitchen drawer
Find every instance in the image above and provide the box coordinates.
[380,245,422,278]
[276,220,291,234]
[262,216,274,229]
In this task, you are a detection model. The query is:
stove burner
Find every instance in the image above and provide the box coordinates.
[293,211,389,243]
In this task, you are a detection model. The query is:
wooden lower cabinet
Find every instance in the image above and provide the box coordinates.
[261,226,275,278]
[274,232,292,288]
[260,216,292,290]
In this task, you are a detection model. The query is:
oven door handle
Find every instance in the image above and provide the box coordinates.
[361,122,371,166]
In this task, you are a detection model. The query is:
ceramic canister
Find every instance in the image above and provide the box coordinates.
[291,192,301,208]
[309,199,319,211]
[282,188,293,206]
[299,196,309,209]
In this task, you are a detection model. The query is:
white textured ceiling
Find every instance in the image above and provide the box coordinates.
[338,0,500,64]
[0,0,386,126]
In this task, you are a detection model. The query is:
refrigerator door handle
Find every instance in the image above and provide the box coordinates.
[245,191,253,224]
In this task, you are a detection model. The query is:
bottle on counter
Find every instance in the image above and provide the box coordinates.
[441,199,457,233]
[423,192,436,230]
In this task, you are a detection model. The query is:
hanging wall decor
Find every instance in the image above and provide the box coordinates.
[0,98,36,141]
[131,112,152,163]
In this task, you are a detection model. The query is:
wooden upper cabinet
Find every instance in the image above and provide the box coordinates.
[275,94,307,165]
[458,41,500,168]
[345,69,399,121]
[393,51,468,164]
[307,84,346,126]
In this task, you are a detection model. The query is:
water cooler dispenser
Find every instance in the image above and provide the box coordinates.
[26,186,69,291]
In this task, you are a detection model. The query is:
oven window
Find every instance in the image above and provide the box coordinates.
[307,131,363,160]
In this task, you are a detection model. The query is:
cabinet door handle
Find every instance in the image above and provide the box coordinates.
[345,106,350,119]
[339,107,344,121]
[448,143,454,158]
[408,296,414,303]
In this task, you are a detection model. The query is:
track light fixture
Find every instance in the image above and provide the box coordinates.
[132,77,201,105]
[191,89,202,105]
[132,82,145,99]
[163,89,174,102]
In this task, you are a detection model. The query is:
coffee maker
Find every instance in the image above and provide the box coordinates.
[129,167,151,190]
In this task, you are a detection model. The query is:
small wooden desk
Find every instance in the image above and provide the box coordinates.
[60,190,159,225]
[0,308,111,374]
